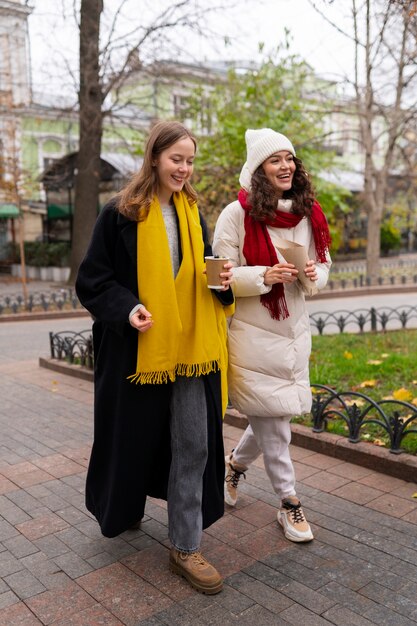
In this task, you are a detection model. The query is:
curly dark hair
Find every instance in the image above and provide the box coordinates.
[248,156,315,221]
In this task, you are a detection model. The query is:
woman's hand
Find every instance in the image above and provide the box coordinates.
[264,263,298,285]
[304,259,318,282]
[218,261,233,290]
[129,305,154,332]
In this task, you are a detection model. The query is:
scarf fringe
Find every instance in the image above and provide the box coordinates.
[128,359,221,385]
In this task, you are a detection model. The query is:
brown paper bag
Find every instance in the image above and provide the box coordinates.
[275,238,318,296]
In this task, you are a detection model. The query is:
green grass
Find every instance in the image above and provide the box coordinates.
[296,329,417,455]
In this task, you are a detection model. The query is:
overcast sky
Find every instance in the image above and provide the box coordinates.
[27,0,355,99]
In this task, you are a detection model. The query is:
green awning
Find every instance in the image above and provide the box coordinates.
[47,203,71,219]
[0,203,20,218]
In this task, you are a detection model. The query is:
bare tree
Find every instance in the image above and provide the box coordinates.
[309,0,417,281]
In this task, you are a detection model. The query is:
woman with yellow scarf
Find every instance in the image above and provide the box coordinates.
[76,121,233,595]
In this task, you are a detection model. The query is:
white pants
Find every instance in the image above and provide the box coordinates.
[232,415,296,500]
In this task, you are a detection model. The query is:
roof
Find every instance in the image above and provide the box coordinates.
[101,152,142,177]
[0,203,20,218]
[320,169,364,192]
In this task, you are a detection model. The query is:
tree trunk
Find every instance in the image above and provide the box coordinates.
[365,204,381,283]
[69,0,103,284]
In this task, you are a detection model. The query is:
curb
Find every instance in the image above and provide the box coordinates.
[0,309,90,323]
[224,408,417,483]
[39,357,93,382]
[307,283,417,300]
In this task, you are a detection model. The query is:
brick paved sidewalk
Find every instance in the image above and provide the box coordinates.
[1,357,417,625]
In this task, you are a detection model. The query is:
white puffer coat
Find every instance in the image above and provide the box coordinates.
[213,200,331,418]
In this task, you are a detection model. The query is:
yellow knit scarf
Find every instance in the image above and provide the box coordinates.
[128,192,232,414]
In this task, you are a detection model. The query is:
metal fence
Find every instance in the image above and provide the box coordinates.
[0,288,81,315]
[326,273,417,291]
[49,330,93,369]
[311,384,417,454]
[310,305,417,334]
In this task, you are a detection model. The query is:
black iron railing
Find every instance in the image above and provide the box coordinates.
[310,306,417,334]
[49,330,93,368]
[0,289,81,314]
[310,384,417,454]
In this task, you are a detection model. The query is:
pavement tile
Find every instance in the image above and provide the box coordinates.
[330,482,386,505]
[365,493,417,518]
[0,518,19,541]
[279,602,335,625]
[225,571,293,613]
[403,508,417,523]
[122,544,194,601]
[25,581,96,624]
[0,495,31,525]
[230,525,289,561]
[357,472,409,492]
[53,602,124,625]
[31,454,85,478]
[33,534,71,558]
[139,518,169,543]
[211,583,256,614]
[301,470,352,492]
[78,562,173,625]
[363,603,417,626]
[2,534,39,558]
[327,462,375,480]
[1,462,53,488]
[4,569,46,599]
[16,512,70,540]
[0,590,19,611]
[298,452,343,470]
[56,445,91,468]
[359,580,417,618]
[0,600,43,625]
[53,551,93,578]
[204,511,256,542]
[204,542,254,578]
[0,474,18,494]
[231,500,277,528]
[321,604,376,625]
[86,551,118,569]
[292,460,322,480]
[317,580,376,615]
[0,551,25,577]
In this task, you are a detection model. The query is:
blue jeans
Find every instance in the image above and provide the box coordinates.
[168,376,208,552]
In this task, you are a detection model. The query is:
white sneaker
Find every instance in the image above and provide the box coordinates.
[224,452,246,506]
[277,497,314,543]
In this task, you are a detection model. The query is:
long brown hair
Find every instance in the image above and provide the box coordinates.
[117,121,198,221]
[248,156,315,221]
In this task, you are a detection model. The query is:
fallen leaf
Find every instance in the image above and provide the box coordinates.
[373,439,386,446]
[412,493,417,499]
[367,360,382,365]
[381,353,389,359]
[360,380,377,388]
[393,388,413,402]
[344,399,365,407]
[412,398,417,407]
[344,351,353,359]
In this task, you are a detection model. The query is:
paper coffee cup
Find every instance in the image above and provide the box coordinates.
[205,256,228,289]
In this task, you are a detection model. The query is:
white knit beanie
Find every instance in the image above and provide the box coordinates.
[239,128,296,190]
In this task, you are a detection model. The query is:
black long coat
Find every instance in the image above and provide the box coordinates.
[76,201,233,538]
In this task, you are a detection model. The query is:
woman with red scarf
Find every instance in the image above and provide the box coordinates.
[213,128,331,543]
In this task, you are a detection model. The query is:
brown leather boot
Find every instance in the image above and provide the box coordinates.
[169,548,223,594]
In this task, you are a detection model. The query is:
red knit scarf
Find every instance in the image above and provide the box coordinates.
[238,188,331,320]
